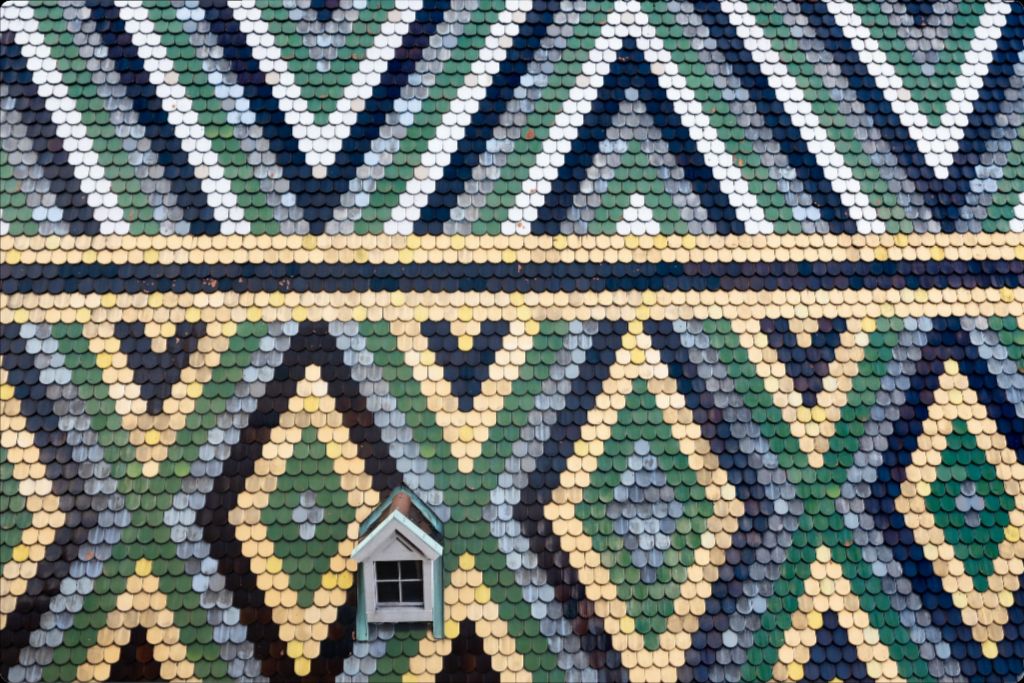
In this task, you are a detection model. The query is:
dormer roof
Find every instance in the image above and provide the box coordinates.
[353,488,443,563]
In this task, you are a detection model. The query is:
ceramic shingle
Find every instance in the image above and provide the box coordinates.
[2,1,1024,682]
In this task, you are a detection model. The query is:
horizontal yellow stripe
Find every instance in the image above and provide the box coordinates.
[3,231,1023,266]
[4,288,1023,330]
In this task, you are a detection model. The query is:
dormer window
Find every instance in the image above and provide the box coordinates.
[353,488,443,639]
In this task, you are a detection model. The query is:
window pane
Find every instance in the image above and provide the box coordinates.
[401,577,424,604]
[376,561,400,580]
[398,560,421,579]
[377,580,401,603]
[375,560,425,606]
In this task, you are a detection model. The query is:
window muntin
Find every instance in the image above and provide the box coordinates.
[375,560,424,605]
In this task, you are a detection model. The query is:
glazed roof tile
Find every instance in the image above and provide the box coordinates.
[2,1,1024,682]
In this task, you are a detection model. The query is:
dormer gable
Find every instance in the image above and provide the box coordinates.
[353,488,443,563]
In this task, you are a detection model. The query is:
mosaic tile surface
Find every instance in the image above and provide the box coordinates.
[2,1,1024,682]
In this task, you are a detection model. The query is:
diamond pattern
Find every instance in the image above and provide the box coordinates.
[228,363,380,676]
[0,295,1022,681]
[576,382,717,650]
[606,443,684,573]
[545,324,744,678]
[924,419,1016,590]
[892,359,1024,658]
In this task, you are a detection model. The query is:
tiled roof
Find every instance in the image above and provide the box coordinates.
[2,1,1024,682]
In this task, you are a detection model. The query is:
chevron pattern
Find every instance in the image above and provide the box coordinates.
[2,0,1024,238]
[3,1,1024,682]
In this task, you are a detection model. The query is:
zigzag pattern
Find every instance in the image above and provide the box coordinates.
[3,2,1024,682]
[2,291,1024,682]
[2,0,1023,238]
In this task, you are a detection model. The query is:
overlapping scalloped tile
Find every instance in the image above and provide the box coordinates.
[3,1,1024,682]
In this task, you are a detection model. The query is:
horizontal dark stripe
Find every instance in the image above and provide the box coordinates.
[2,259,1022,294]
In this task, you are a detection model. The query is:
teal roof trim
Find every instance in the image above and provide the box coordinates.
[357,486,443,538]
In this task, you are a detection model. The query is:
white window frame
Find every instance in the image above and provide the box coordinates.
[353,511,442,628]
[362,537,433,623]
